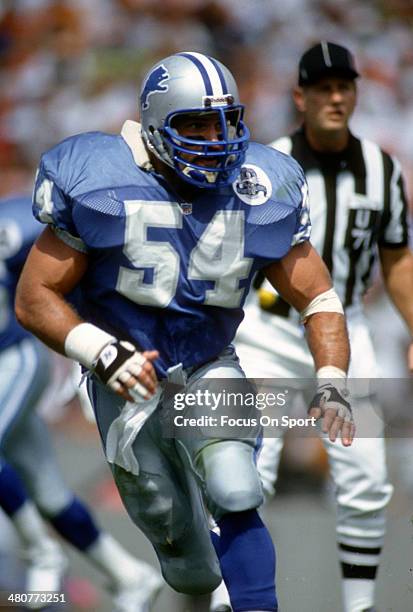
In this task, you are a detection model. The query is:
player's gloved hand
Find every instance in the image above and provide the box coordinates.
[94,340,158,403]
[308,374,354,446]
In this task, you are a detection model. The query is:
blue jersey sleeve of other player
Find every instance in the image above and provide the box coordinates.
[0,196,43,351]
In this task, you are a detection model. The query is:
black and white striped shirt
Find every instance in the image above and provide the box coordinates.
[269,128,409,311]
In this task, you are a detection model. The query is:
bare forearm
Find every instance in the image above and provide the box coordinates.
[304,312,350,373]
[15,283,83,355]
[14,227,89,354]
[382,251,413,336]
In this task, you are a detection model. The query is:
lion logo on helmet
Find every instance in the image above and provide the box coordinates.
[140,65,170,111]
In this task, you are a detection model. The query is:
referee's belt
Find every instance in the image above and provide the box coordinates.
[257,289,291,318]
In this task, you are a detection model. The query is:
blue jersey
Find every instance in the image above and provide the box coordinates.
[0,196,43,351]
[33,123,311,377]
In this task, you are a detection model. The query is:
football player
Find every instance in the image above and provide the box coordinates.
[0,196,162,611]
[15,52,353,612]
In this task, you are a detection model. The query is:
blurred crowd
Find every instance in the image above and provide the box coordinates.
[1,0,413,201]
[1,0,413,546]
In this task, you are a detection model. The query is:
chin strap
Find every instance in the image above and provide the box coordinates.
[182,166,217,184]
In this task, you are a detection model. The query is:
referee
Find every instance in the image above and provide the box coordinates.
[210,42,413,612]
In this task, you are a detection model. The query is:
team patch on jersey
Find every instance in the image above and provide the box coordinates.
[232,164,272,205]
[140,64,169,111]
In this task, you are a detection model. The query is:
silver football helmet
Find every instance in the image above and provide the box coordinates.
[139,51,249,188]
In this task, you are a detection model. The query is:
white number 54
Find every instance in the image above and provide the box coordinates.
[116,200,252,308]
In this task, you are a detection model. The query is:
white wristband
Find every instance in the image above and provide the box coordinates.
[316,366,346,380]
[64,323,116,369]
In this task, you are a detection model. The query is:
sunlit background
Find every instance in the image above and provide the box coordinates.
[1,2,413,610]
[1,0,413,201]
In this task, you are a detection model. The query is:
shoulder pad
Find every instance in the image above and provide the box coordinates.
[232,142,306,225]
[40,131,148,198]
[268,136,292,155]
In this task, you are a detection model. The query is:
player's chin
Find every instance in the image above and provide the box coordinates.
[323,117,346,131]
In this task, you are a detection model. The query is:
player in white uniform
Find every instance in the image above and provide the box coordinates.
[211,42,413,612]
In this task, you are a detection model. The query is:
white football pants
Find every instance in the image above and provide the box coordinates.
[235,300,393,549]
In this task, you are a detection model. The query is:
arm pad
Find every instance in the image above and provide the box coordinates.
[300,288,344,323]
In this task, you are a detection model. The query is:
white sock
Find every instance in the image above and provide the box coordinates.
[12,501,53,547]
[342,578,375,612]
[85,532,151,586]
[210,579,231,610]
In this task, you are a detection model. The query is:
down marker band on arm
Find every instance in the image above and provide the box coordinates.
[64,323,116,369]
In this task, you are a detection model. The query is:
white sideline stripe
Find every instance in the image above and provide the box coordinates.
[185,51,224,96]
[0,339,38,441]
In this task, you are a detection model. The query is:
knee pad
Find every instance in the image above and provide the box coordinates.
[114,465,221,595]
[154,535,221,595]
[113,466,178,545]
[198,441,263,519]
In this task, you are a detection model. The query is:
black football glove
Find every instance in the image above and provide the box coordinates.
[94,340,148,401]
[309,381,354,445]
[310,382,352,420]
